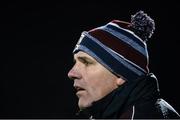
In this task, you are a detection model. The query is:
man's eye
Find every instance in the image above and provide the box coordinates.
[81,59,93,66]
[82,60,90,65]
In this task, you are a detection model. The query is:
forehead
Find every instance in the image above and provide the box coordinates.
[74,51,95,60]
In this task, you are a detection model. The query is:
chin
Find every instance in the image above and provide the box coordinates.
[78,99,93,109]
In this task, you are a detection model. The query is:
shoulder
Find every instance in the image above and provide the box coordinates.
[120,99,180,119]
[155,98,180,118]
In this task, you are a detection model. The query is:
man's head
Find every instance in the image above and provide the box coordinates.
[68,51,125,109]
[68,10,155,109]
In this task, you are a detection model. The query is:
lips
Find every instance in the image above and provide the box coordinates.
[74,86,86,96]
[75,86,85,92]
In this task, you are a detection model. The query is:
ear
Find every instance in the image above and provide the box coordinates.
[116,77,125,86]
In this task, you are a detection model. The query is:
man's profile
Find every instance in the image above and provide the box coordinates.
[68,10,180,119]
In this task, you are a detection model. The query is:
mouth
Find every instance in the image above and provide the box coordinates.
[74,86,86,95]
[75,86,85,91]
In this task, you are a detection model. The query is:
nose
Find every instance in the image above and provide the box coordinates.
[68,65,81,80]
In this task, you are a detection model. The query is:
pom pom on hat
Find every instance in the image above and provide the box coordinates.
[130,10,155,41]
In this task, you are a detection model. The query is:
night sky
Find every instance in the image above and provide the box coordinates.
[1,1,179,118]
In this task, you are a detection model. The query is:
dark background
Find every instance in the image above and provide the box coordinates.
[1,0,179,118]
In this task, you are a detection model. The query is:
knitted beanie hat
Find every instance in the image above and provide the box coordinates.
[73,11,155,81]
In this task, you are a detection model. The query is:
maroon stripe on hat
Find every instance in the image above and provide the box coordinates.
[89,29,148,71]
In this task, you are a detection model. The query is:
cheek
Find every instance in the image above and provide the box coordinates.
[83,76,102,101]
[85,71,118,101]
[84,75,107,100]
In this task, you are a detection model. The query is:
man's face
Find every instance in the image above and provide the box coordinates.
[68,51,125,109]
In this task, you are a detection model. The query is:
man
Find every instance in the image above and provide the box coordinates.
[68,11,180,119]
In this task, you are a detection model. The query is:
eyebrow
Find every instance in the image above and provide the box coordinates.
[75,56,94,63]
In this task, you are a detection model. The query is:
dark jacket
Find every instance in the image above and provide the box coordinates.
[76,73,180,119]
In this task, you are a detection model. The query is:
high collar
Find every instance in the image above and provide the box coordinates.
[76,73,160,119]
